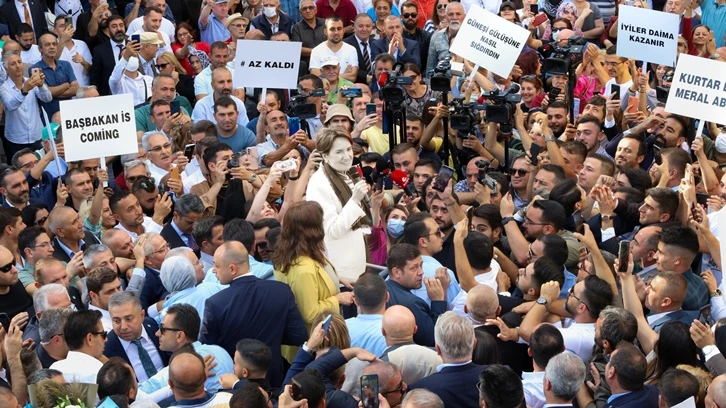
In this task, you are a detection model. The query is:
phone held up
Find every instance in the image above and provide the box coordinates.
[432,165,455,192]
[360,374,379,408]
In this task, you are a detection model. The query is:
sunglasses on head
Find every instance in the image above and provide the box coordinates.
[0,261,13,273]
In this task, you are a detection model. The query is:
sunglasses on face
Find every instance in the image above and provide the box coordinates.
[91,331,108,340]
[511,168,529,177]
[437,3,447,8]
[155,62,169,70]
[0,261,13,273]
[402,12,418,18]
[35,216,48,225]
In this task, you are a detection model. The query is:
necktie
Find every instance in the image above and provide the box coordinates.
[132,338,158,378]
[361,41,371,74]
[116,44,123,60]
[22,2,32,29]
[184,233,199,252]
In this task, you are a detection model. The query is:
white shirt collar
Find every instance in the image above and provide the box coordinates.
[118,325,153,353]
[647,310,675,325]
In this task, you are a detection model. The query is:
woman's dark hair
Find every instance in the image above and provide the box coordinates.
[21,204,49,227]
[402,63,422,77]
[473,330,499,365]
[552,17,573,29]
[174,22,196,44]
[652,321,702,384]
[617,165,653,194]
[272,201,326,274]
[549,178,581,216]
[516,49,540,76]
[431,0,448,27]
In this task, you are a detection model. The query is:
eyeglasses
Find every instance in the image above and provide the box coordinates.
[382,379,405,396]
[511,168,529,177]
[127,175,153,185]
[32,242,53,250]
[35,216,48,226]
[300,5,315,10]
[568,287,589,309]
[527,243,537,261]
[148,142,172,153]
[159,324,184,334]
[19,160,39,169]
[0,261,14,273]
[155,62,169,70]
[603,60,626,67]
[402,12,418,18]
[425,228,443,237]
[91,331,108,340]
[256,242,274,253]
[552,27,563,33]
[149,244,170,256]
[523,217,550,227]
[230,23,248,28]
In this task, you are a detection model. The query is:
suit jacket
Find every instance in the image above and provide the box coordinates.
[138,266,168,310]
[104,317,170,370]
[649,309,698,333]
[250,13,293,39]
[0,0,47,40]
[706,352,726,377]
[370,37,421,67]
[607,385,659,408]
[409,362,485,408]
[51,232,100,263]
[475,324,532,375]
[343,35,370,84]
[385,279,445,347]
[160,222,187,250]
[200,275,308,387]
[90,39,122,96]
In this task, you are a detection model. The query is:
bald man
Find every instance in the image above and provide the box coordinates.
[200,241,307,387]
[469,285,532,375]
[707,374,726,408]
[168,348,232,406]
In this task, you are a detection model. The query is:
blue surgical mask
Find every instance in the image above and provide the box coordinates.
[387,219,405,238]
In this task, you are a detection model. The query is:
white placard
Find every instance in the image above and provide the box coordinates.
[616,5,679,66]
[665,54,726,125]
[60,94,139,162]
[233,40,302,89]
[449,6,530,78]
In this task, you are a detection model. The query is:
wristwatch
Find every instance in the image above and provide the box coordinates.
[545,137,556,143]
[711,289,722,298]
[248,173,257,183]
[601,214,615,222]
[301,342,315,355]
[502,216,516,226]
[536,296,549,309]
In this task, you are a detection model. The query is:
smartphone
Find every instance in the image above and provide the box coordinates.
[169,166,181,182]
[696,193,709,205]
[530,3,538,13]
[653,145,662,165]
[432,165,455,192]
[289,117,301,135]
[617,240,631,273]
[291,378,303,401]
[573,98,581,120]
[131,34,140,43]
[532,12,548,26]
[611,84,621,100]
[184,143,196,160]
[529,143,541,166]
[549,87,561,101]
[360,374,380,408]
[64,15,72,27]
[321,314,333,335]
[404,183,417,197]
[626,96,638,113]
[341,88,363,98]
[32,68,40,76]
[366,103,377,116]
[700,305,712,324]
[0,313,9,331]
[170,100,181,115]
[483,174,498,194]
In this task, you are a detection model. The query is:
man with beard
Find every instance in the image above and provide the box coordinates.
[256,110,312,167]
[649,147,690,190]
[192,67,249,127]
[575,115,610,158]
[310,16,359,83]
[212,97,256,153]
[545,101,569,139]
[128,7,173,57]
[136,74,193,137]
[401,1,431,69]
[422,179,464,274]
[603,46,633,97]
[110,190,168,240]
[0,166,31,209]
[73,0,112,47]
[614,135,645,169]
[90,15,127,96]
[16,24,41,65]
[426,2,464,71]
[64,169,94,211]
[32,33,79,119]
[102,228,135,259]
[194,41,230,100]
[519,276,613,361]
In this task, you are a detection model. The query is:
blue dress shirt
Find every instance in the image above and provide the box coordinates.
[30,59,77,120]
[412,255,461,309]
[0,79,52,143]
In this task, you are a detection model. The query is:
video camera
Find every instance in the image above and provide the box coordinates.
[480,84,521,125]
[430,58,453,93]
[475,159,498,193]
[449,97,485,132]
[542,36,587,75]
[380,62,414,104]
[287,89,326,120]
[656,70,674,104]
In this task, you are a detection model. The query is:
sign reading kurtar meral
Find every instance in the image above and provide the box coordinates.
[616,5,679,67]
[449,6,530,78]
[234,40,302,89]
[61,94,139,162]
[665,54,726,125]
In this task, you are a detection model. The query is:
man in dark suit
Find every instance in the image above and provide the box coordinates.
[48,206,101,264]
[370,15,420,67]
[249,0,293,39]
[542,352,586,407]
[385,244,446,347]
[137,233,170,310]
[200,241,307,388]
[89,14,127,96]
[343,13,374,84]
[603,343,659,407]
[645,271,699,333]
[478,365,526,408]
[159,194,204,252]
[105,291,169,383]
[408,312,485,407]
[0,0,47,40]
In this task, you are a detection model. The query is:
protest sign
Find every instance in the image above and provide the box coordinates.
[60,93,138,162]
[233,40,302,89]
[449,6,530,78]
[616,5,679,67]
[665,54,726,125]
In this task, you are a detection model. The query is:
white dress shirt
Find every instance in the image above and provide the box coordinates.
[127,16,176,43]
[451,260,502,318]
[117,327,165,382]
[556,321,596,361]
[114,216,163,240]
[0,77,52,144]
[182,169,206,194]
[50,350,104,383]
[111,40,127,61]
[148,161,170,185]
[89,304,113,332]
[109,56,153,105]
[522,371,546,408]
[14,0,32,26]
[59,39,92,86]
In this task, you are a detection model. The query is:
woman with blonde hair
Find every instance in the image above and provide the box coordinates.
[155,52,196,106]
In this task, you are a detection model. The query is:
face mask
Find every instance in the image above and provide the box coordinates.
[263,6,277,17]
[387,219,405,238]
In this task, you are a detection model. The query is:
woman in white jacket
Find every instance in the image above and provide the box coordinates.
[306,128,371,283]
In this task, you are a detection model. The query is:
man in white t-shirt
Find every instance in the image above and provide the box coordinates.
[310,16,358,82]
[16,26,42,65]
[54,16,93,86]
[602,46,633,97]
[128,7,174,57]
[127,14,175,43]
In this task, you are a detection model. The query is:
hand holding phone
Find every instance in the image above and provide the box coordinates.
[432,165,454,192]
[322,314,333,335]
[611,84,621,100]
[617,241,631,273]
[360,374,380,408]
[131,34,141,43]
[366,103,377,116]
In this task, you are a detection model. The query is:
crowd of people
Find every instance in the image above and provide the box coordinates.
[0,0,723,405]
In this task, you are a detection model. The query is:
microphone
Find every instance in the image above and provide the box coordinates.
[504,82,520,94]
[350,166,372,207]
[378,71,389,88]
[390,169,410,189]
[375,157,391,177]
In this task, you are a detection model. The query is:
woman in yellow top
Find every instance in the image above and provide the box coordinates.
[272,201,354,330]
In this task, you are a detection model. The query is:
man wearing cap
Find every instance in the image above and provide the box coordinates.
[137,32,169,76]
[31,33,79,120]
[291,0,326,66]
[324,104,354,134]
[320,56,353,104]
[125,0,176,43]
[199,0,231,44]
[310,16,358,82]
[129,8,174,58]
[249,0,293,39]
[370,15,420,66]
[225,13,248,55]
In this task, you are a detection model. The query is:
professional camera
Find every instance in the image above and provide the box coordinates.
[449,97,485,132]
[287,89,325,120]
[480,83,521,125]
[475,159,498,193]
[430,58,453,93]
[380,62,414,104]
[542,36,587,75]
